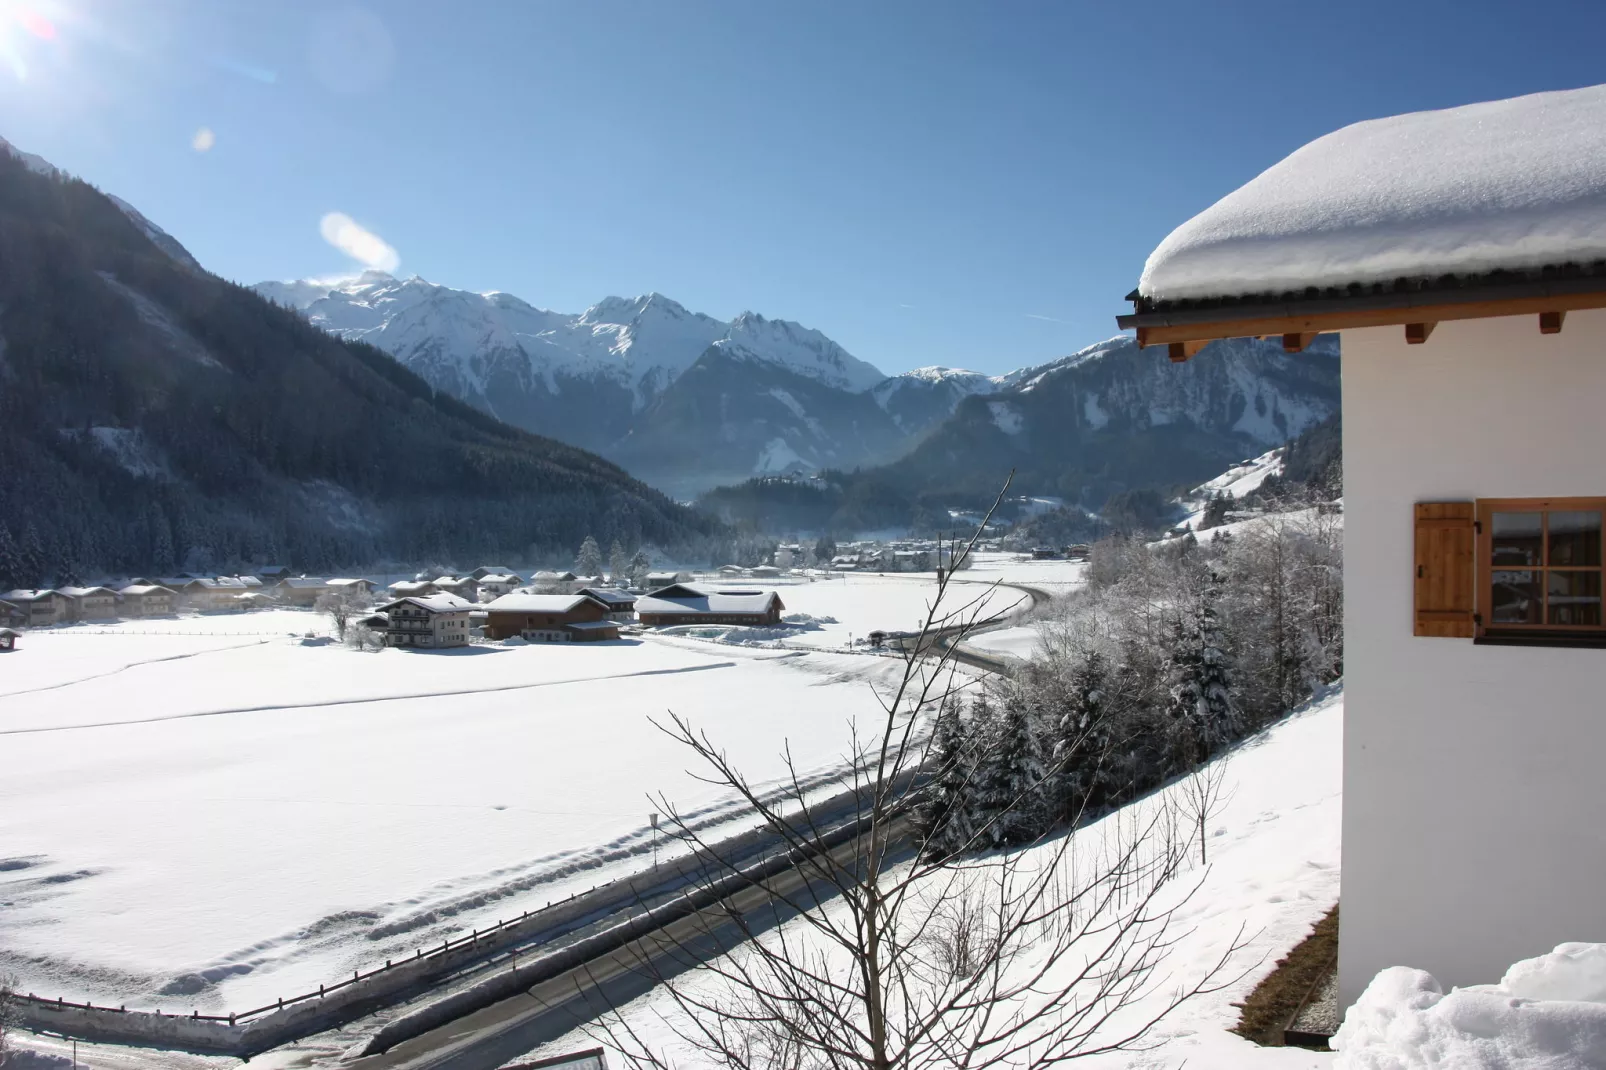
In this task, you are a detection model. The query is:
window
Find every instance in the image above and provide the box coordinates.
[1479,498,1605,633]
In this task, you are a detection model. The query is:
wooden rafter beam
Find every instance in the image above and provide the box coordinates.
[1405,322,1436,344]
[1540,310,1566,334]
[1167,339,1208,363]
[1128,288,1606,347]
[1282,332,1319,353]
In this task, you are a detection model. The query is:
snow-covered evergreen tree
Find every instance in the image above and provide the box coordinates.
[575,534,603,578]
[916,701,976,861]
[1054,649,1110,819]
[0,525,21,591]
[628,547,652,587]
[608,540,629,584]
[1166,572,1238,768]
[972,693,1047,847]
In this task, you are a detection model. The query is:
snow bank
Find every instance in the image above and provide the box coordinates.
[1140,84,1606,300]
[1333,943,1606,1070]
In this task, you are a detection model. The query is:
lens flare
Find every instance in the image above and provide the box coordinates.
[14,6,55,40]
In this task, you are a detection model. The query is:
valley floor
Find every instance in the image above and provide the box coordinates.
[0,567,1060,1020]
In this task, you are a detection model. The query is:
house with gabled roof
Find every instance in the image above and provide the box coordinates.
[2,589,68,627]
[57,586,119,621]
[0,599,26,629]
[636,584,784,627]
[577,587,637,621]
[118,585,177,617]
[375,592,475,648]
[275,577,332,607]
[481,592,618,641]
[1118,83,1606,1007]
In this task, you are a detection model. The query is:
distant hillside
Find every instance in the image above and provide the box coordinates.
[255,273,1011,496]
[0,149,716,580]
[698,334,1340,537]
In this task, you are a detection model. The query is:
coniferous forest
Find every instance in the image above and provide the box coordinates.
[0,153,719,584]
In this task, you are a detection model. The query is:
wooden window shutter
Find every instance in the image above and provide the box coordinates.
[1414,502,1476,637]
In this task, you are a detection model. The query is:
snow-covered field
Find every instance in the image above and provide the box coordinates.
[525,689,1345,1070]
[0,605,931,1011]
[965,625,1042,659]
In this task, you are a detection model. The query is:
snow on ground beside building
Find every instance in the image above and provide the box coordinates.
[1138,83,1606,301]
[522,689,1344,1070]
[1331,943,1606,1070]
[0,617,925,1011]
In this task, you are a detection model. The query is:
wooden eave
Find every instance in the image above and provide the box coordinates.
[1117,271,1606,349]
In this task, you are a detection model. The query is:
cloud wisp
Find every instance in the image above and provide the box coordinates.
[191,127,215,152]
[319,212,399,273]
[1026,313,1067,324]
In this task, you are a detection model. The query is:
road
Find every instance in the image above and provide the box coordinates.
[345,814,909,1070]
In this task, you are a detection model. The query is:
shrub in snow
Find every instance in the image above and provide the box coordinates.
[1333,944,1606,1070]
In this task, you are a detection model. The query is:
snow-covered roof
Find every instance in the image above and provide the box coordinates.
[379,593,476,614]
[482,593,603,614]
[57,586,116,598]
[326,577,374,588]
[388,580,433,593]
[530,571,577,581]
[476,573,520,584]
[578,587,636,606]
[278,577,329,589]
[1139,84,1606,302]
[3,589,58,602]
[118,585,175,596]
[637,586,781,616]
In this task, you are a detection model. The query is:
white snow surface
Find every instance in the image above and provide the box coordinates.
[0,608,936,1009]
[1140,83,1606,300]
[965,625,1040,659]
[1180,448,1287,529]
[1332,943,1606,1069]
[524,688,1345,1070]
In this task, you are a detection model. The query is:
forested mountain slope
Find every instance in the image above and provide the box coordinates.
[0,151,715,578]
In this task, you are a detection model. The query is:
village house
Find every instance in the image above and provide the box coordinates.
[325,578,378,601]
[643,571,691,588]
[1117,84,1606,1007]
[57,586,119,621]
[635,584,785,627]
[0,627,17,651]
[0,599,25,628]
[118,584,177,617]
[469,566,521,583]
[428,576,480,602]
[376,593,475,648]
[474,573,522,598]
[481,592,618,641]
[275,577,332,607]
[257,565,292,584]
[528,570,578,592]
[387,579,433,599]
[576,587,637,621]
[2,589,69,627]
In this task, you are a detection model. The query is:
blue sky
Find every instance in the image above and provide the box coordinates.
[3,0,1604,376]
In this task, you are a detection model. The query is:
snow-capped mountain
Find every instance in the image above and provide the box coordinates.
[880,333,1341,502]
[254,272,979,493]
[0,136,202,273]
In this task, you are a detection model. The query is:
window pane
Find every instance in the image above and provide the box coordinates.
[1491,512,1543,566]
[1548,571,1602,626]
[1548,511,1602,567]
[1491,570,1542,624]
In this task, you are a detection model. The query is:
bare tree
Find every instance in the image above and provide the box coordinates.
[578,478,1250,1070]
[316,589,364,642]
[1172,753,1235,868]
[0,971,18,1066]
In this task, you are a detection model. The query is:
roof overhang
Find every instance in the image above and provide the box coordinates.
[1117,270,1606,361]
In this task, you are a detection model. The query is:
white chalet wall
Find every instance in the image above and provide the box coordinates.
[1340,310,1606,1006]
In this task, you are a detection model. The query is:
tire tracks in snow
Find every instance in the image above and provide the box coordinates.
[0,639,273,701]
[0,660,738,736]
